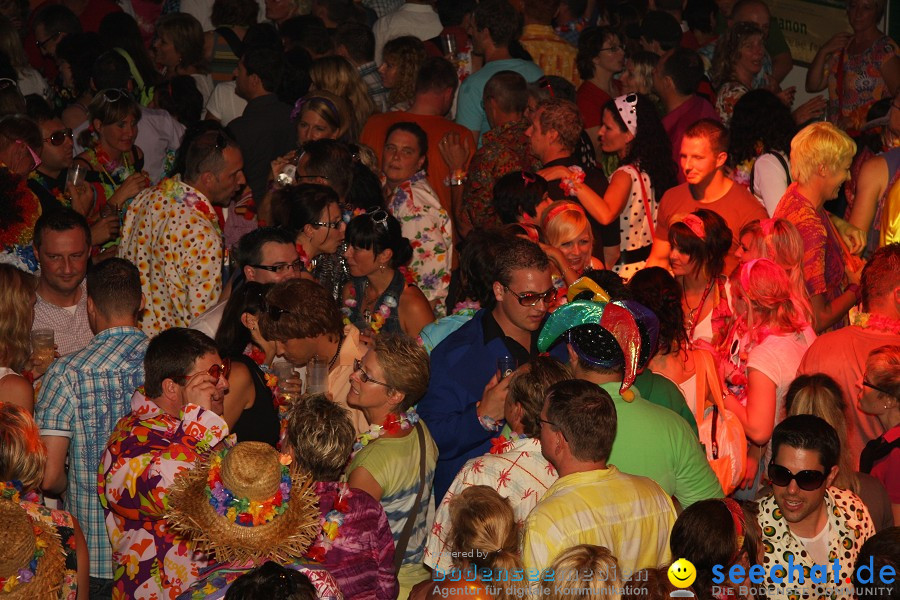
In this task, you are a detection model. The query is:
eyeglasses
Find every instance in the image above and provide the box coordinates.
[35,31,61,49]
[171,359,231,385]
[353,359,390,387]
[0,78,16,91]
[312,218,344,229]
[599,44,624,53]
[863,379,895,397]
[767,462,827,491]
[366,206,389,230]
[43,128,73,146]
[15,140,41,171]
[537,417,558,429]
[503,285,556,307]
[250,259,304,273]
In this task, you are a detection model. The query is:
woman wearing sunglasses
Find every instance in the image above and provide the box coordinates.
[0,114,47,271]
[858,345,900,526]
[75,89,150,221]
[343,209,434,340]
[277,183,346,290]
[540,94,678,279]
[344,334,437,600]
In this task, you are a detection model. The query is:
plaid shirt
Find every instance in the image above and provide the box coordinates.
[35,326,149,579]
[359,62,390,113]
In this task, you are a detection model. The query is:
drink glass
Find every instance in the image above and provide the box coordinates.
[31,329,55,364]
[497,356,516,380]
[66,163,86,188]
[307,356,328,394]
[442,33,457,57]
[272,362,300,401]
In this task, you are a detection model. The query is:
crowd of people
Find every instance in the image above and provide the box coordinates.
[0,0,898,598]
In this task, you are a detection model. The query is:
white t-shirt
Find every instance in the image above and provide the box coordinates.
[205,81,247,126]
[752,151,791,217]
[747,326,817,428]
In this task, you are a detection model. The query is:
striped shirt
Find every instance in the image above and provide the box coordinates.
[425,436,557,573]
[522,466,676,574]
[35,326,149,579]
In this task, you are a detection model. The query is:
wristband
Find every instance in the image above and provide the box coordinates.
[476,406,504,432]
[445,169,467,187]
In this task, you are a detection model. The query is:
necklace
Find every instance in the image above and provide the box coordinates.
[328,335,344,370]
[683,277,714,342]
[351,407,419,460]
[852,312,900,335]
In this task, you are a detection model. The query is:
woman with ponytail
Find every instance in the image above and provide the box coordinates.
[342,208,434,340]
[723,258,817,495]
[426,486,529,600]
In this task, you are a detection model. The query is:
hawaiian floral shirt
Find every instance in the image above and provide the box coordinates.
[424,437,557,574]
[759,487,875,600]
[98,391,231,600]
[460,119,540,233]
[386,171,452,317]
[119,176,224,337]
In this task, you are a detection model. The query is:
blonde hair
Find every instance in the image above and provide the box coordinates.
[448,486,529,600]
[731,258,809,345]
[0,264,36,372]
[541,200,592,249]
[543,545,625,600]
[309,56,376,139]
[786,374,859,494]
[283,393,355,481]
[739,218,813,323]
[373,334,430,411]
[295,91,355,141]
[866,345,900,401]
[0,404,47,493]
[789,121,856,185]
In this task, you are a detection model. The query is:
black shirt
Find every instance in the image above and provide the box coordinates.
[481,308,541,368]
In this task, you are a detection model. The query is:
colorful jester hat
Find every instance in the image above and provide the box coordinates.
[537,300,660,396]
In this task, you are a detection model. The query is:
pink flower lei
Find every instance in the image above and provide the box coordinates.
[206,451,292,527]
[305,483,350,562]
[852,312,900,335]
[558,166,585,197]
[341,284,399,335]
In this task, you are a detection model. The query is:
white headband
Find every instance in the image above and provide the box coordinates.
[614,93,638,136]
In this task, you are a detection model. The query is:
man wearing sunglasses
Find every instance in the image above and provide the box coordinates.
[418,236,566,504]
[99,328,230,600]
[759,415,874,599]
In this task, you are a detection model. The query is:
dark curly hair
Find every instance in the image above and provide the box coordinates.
[710,21,763,89]
[627,267,688,355]
[602,94,678,198]
[728,88,796,168]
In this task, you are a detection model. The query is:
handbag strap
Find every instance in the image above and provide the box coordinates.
[393,423,427,571]
[628,165,655,239]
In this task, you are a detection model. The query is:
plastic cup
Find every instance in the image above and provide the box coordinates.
[272,362,300,401]
[306,356,328,394]
[442,33,457,56]
[66,163,86,188]
[31,329,55,363]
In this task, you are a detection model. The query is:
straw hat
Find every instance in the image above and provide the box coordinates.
[0,498,66,599]
[166,442,320,564]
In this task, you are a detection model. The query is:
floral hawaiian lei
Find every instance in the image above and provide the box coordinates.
[341,283,399,335]
[206,451,292,527]
[558,166,585,197]
[160,177,222,235]
[0,481,47,594]
[351,408,420,460]
[304,483,350,562]
[852,312,900,335]
[489,431,528,454]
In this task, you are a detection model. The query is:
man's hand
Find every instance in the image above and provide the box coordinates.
[90,215,120,246]
[183,373,226,416]
[477,372,511,422]
[66,182,93,216]
[438,131,472,171]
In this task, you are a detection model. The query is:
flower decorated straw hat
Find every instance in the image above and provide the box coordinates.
[0,495,66,599]
[166,442,320,564]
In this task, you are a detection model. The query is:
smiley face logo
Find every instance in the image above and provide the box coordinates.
[668,558,697,588]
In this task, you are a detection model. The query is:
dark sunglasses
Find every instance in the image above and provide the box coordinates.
[768,462,827,491]
[353,359,389,387]
[503,285,556,307]
[171,359,231,385]
[99,88,129,103]
[265,303,300,321]
[43,128,73,146]
[250,259,303,274]
[863,379,895,397]
[366,205,389,230]
[312,218,344,229]
[35,31,61,48]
